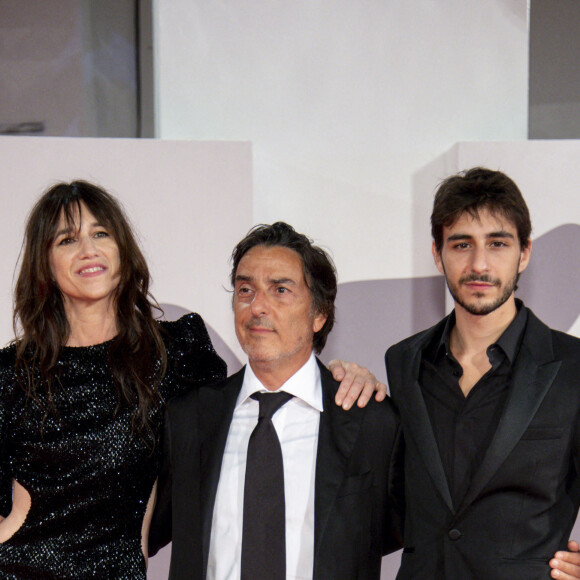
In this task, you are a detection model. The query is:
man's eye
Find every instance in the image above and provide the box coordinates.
[490,241,507,248]
[276,287,289,293]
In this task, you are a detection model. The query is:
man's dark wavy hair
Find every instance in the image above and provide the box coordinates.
[230,222,337,354]
[431,167,532,252]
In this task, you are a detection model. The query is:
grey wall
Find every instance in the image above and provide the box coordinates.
[529,0,580,138]
[0,0,141,137]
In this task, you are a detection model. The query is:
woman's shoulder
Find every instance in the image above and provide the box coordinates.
[157,313,227,397]
[158,312,210,344]
[0,343,18,398]
[0,343,17,371]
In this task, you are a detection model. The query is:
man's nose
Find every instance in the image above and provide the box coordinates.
[250,289,270,316]
[469,246,489,273]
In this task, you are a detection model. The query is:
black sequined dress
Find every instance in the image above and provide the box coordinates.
[0,313,226,579]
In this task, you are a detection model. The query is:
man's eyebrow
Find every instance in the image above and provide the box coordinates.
[236,274,296,286]
[446,231,515,242]
[446,233,472,242]
[235,274,253,283]
[487,231,515,239]
[234,275,297,285]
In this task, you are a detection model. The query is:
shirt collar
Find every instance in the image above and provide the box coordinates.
[237,352,324,412]
[494,298,528,363]
[436,298,528,364]
[436,311,456,360]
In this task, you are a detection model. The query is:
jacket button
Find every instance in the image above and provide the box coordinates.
[448,529,462,541]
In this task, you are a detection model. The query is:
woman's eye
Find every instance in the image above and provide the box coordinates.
[57,237,76,246]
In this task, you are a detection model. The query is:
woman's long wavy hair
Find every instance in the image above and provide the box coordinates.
[13,180,167,439]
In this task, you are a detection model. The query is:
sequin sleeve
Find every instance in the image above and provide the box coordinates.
[0,347,13,518]
[160,313,227,401]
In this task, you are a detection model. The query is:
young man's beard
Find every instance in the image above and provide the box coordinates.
[443,269,519,316]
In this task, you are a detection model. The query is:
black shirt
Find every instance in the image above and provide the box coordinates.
[419,302,528,508]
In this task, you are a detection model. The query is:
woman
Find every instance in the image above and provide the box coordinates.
[0,180,383,578]
[0,181,227,578]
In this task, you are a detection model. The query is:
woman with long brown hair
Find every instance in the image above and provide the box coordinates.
[0,181,227,578]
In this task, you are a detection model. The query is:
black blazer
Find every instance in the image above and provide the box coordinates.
[386,306,580,579]
[150,359,402,580]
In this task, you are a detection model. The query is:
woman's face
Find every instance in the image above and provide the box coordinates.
[49,203,121,310]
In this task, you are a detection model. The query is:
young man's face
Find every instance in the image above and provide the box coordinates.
[433,208,531,316]
[233,245,327,381]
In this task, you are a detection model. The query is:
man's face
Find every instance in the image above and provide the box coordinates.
[234,245,327,379]
[433,208,531,316]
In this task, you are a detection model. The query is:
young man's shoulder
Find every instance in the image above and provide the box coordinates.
[386,316,448,358]
[525,307,580,355]
[318,360,399,425]
[548,326,580,356]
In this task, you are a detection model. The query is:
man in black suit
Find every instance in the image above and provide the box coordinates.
[386,167,580,579]
[151,222,402,579]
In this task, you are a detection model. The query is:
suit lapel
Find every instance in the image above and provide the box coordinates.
[393,319,454,512]
[314,360,364,559]
[396,341,455,513]
[457,310,561,515]
[199,368,245,575]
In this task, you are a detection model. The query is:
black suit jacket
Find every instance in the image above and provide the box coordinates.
[150,359,402,580]
[386,306,580,579]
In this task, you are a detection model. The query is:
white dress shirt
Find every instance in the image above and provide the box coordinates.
[207,353,323,580]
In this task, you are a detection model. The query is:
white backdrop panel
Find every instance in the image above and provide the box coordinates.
[154,0,528,283]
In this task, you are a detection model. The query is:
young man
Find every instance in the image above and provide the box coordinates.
[386,167,580,579]
[152,222,402,579]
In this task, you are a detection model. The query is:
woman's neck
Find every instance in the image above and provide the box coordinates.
[64,300,118,347]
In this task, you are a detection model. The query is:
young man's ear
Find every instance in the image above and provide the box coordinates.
[432,241,445,275]
[518,239,532,274]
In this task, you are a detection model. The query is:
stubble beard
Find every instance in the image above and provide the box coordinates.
[443,266,519,317]
[240,318,310,367]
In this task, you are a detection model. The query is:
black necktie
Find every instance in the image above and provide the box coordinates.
[241,391,294,580]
